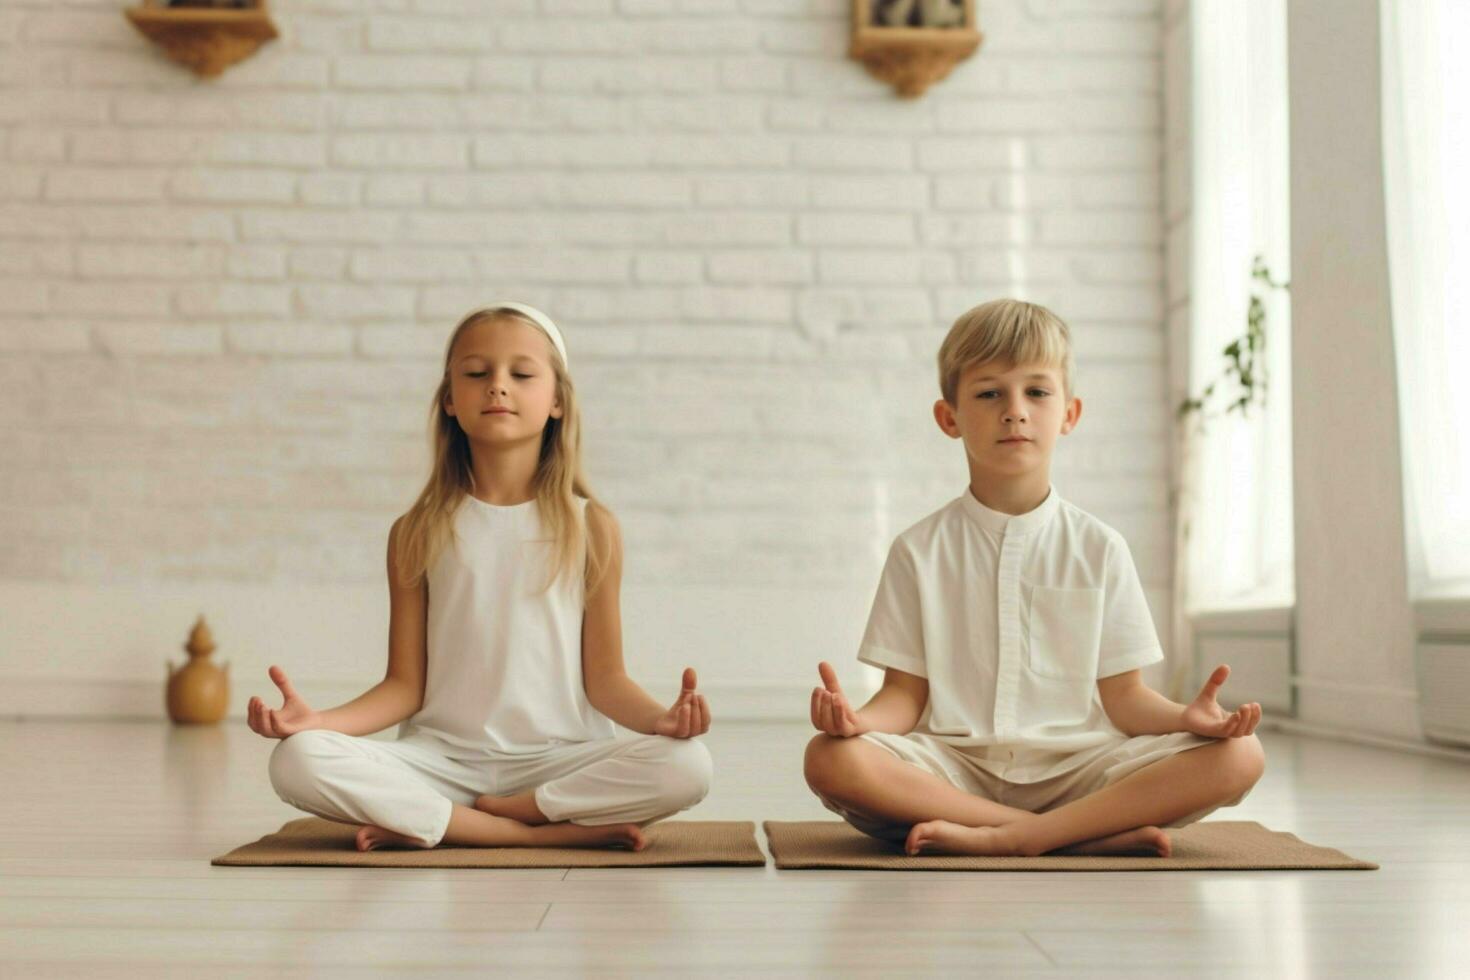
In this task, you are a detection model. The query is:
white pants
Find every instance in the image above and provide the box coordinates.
[269,730,713,847]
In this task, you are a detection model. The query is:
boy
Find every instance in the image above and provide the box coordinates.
[804,299,1264,857]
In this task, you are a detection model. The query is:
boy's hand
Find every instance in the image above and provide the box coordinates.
[246,665,322,740]
[810,662,871,738]
[653,667,711,739]
[1180,664,1262,739]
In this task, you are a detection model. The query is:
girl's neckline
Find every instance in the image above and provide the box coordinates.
[464,493,536,512]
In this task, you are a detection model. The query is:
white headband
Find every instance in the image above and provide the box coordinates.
[457,302,569,367]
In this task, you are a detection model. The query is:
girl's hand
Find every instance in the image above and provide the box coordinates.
[246,665,322,740]
[1180,664,1262,739]
[810,661,871,738]
[653,667,711,739]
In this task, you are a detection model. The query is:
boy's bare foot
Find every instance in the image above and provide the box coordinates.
[356,825,426,851]
[905,820,1172,858]
[1055,826,1171,858]
[905,819,1020,857]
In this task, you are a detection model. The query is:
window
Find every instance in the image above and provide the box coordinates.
[1185,0,1294,612]
[1382,0,1470,599]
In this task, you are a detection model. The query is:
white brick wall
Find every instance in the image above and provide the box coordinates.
[0,0,1169,716]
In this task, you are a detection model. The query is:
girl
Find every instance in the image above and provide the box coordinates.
[249,303,713,852]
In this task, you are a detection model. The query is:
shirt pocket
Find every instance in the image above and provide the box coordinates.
[1025,585,1104,680]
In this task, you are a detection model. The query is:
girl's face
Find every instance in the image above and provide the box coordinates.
[443,316,563,447]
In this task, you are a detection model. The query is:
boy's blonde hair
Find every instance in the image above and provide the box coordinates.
[393,307,610,600]
[937,299,1075,404]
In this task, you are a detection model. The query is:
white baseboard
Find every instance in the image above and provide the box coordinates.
[1291,674,1423,741]
[1415,640,1470,747]
[1262,715,1470,763]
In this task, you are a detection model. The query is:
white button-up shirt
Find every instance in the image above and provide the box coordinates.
[858,486,1164,783]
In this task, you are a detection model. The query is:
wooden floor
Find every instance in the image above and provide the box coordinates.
[1,719,1467,978]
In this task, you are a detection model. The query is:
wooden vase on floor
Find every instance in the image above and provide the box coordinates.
[167,616,229,724]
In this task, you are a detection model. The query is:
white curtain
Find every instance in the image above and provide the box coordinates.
[1382,0,1470,599]
[1184,0,1294,612]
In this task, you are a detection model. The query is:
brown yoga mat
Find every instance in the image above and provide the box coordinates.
[213,817,766,868]
[763,820,1377,871]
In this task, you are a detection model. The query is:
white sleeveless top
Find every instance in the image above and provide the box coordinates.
[399,494,616,755]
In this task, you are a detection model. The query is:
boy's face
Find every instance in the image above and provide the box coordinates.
[443,316,563,446]
[933,359,1082,484]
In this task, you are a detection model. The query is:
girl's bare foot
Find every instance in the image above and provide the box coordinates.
[1056,826,1171,858]
[473,792,548,825]
[441,804,645,850]
[905,819,1021,856]
[529,821,646,851]
[356,825,426,852]
[357,802,646,852]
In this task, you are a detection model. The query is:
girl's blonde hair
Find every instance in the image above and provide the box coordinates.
[937,299,1075,403]
[392,307,610,600]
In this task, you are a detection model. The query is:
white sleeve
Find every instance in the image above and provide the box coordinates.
[1096,534,1165,678]
[856,540,929,678]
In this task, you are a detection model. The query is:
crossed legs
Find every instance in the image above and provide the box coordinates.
[270,731,711,852]
[805,734,1031,830]
[805,732,1264,857]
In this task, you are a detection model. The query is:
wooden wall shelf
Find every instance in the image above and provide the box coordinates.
[850,0,983,98]
[125,3,279,79]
